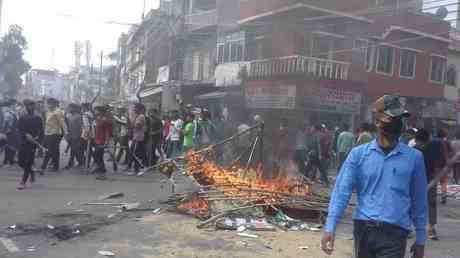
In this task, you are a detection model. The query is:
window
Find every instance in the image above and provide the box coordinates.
[216,31,245,64]
[251,36,272,60]
[446,65,457,86]
[354,39,368,55]
[376,45,394,75]
[430,56,446,83]
[365,43,375,71]
[311,35,334,59]
[354,39,368,66]
[230,43,244,62]
[399,49,416,78]
[217,44,224,64]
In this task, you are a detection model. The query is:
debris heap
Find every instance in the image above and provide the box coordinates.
[165,149,330,230]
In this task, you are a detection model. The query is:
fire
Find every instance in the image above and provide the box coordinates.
[185,151,311,202]
[177,195,210,218]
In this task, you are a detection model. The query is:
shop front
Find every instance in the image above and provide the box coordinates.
[244,79,363,131]
[302,85,362,130]
[421,100,457,136]
[138,84,163,110]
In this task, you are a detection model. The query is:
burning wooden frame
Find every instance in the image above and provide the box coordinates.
[163,123,330,229]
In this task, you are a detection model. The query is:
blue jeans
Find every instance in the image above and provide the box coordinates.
[169,141,182,158]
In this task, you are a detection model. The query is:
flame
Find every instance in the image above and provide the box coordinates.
[177,195,210,218]
[185,151,311,203]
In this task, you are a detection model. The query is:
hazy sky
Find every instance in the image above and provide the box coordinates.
[3,0,159,72]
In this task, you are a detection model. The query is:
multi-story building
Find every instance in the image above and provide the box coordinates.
[116,33,129,101]
[207,0,452,131]
[123,5,174,107]
[118,0,456,131]
[24,69,65,100]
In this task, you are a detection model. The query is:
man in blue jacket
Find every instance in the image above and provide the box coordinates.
[321,95,428,258]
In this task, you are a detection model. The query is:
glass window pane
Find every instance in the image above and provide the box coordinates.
[400,50,416,78]
[377,46,394,74]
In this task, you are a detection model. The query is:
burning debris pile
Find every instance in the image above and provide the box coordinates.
[164,147,330,231]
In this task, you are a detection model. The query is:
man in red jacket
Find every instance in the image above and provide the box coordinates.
[92,105,113,180]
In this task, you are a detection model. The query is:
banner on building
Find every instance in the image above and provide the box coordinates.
[304,88,362,114]
[245,85,296,109]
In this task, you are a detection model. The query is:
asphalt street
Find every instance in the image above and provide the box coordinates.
[0,160,459,258]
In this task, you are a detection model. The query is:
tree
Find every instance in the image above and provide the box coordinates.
[0,25,31,97]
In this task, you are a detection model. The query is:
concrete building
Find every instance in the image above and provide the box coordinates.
[116,0,457,132]
[24,69,65,100]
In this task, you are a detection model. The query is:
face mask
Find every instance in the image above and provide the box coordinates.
[376,118,403,149]
[380,119,403,136]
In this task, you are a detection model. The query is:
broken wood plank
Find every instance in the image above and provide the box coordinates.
[98,192,124,200]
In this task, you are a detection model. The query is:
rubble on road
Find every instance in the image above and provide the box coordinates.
[121,202,141,211]
[162,148,330,233]
[98,250,115,256]
[98,192,125,201]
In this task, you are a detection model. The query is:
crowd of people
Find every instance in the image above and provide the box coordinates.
[2,94,460,257]
[0,98,229,189]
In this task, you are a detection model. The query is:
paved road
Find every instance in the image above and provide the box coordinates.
[0,162,459,258]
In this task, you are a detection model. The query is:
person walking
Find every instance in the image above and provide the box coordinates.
[355,122,374,146]
[2,99,18,166]
[92,105,113,180]
[64,104,84,169]
[437,128,452,205]
[414,128,440,240]
[306,124,329,186]
[81,103,94,169]
[450,130,460,184]
[17,100,44,190]
[148,108,163,165]
[40,98,67,173]
[273,118,290,177]
[167,112,183,158]
[183,113,195,153]
[113,107,129,164]
[294,122,308,176]
[130,103,147,174]
[197,110,215,149]
[336,123,354,171]
[321,95,427,258]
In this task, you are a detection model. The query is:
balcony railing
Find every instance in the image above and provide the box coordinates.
[249,55,350,80]
[185,9,217,31]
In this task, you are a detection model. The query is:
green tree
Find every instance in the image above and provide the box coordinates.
[0,25,31,97]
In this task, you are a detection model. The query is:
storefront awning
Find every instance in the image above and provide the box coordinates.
[139,86,162,99]
[440,119,457,126]
[196,91,228,100]
[195,91,243,101]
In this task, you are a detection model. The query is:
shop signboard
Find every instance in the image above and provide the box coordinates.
[245,85,296,109]
[304,87,362,114]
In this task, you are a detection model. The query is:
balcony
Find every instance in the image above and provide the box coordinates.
[248,55,350,81]
[185,9,217,31]
[215,62,251,87]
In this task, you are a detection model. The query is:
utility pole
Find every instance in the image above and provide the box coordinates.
[99,50,103,100]
[142,0,146,20]
[0,0,3,34]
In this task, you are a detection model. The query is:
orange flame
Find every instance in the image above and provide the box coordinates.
[177,195,210,217]
[185,151,311,202]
